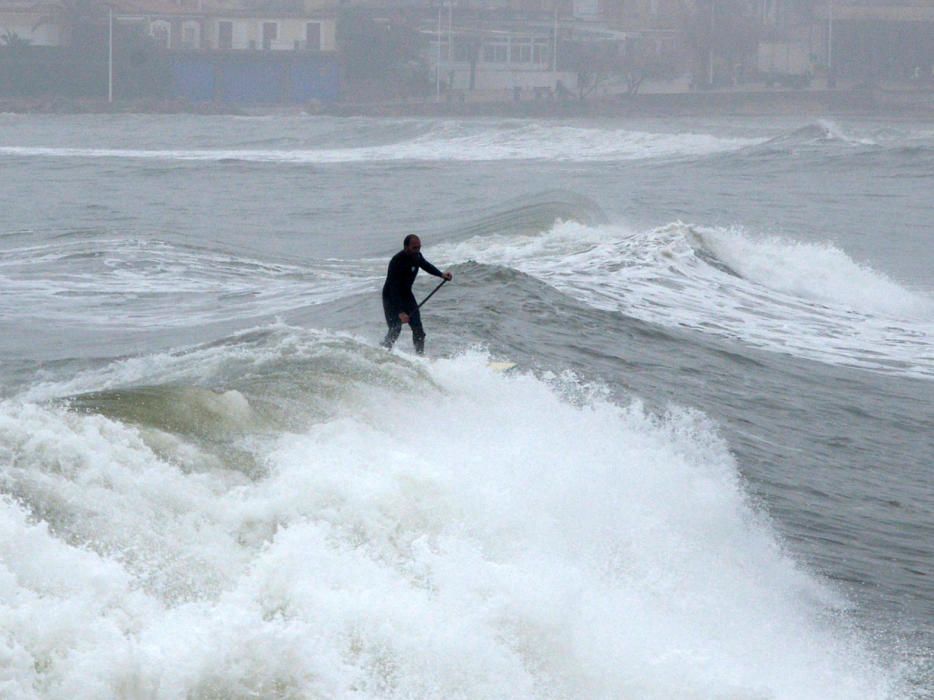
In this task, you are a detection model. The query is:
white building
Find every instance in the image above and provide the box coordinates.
[111,0,337,53]
[204,14,336,52]
[428,20,578,93]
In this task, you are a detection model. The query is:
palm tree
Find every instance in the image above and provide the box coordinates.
[1,30,33,49]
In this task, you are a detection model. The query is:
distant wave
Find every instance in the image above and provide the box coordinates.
[729,120,887,161]
[435,190,608,243]
[764,119,875,147]
[0,123,759,164]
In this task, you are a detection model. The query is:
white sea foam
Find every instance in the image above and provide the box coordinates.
[0,343,897,698]
[0,123,758,164]
[807,119,877,147]
[436,221,934,378]
[693,226,932,318]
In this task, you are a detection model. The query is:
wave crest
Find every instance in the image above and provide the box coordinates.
[436,221,934,377]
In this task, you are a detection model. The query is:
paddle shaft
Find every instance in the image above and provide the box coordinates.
[416,278,447,310]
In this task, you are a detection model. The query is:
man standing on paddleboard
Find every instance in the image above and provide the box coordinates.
[381,234,452,355]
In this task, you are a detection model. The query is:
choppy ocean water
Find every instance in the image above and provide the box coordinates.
[0,113,931,699]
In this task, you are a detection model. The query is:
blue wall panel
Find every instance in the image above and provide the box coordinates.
[290,60,340,102]
[170,53,340,105]
[171,58,215,102]
[217,61,284,103]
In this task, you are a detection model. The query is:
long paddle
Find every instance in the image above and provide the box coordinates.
[416,278,448,310]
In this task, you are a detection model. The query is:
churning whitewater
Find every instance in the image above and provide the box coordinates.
[0,334,895,699]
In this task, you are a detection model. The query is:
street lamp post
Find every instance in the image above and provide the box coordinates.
[827,0,835,87]
[452,2,454,85]
[552,4,558,83]
[436,5,441,99]
[708,0,715,87]
[108,5,113,102]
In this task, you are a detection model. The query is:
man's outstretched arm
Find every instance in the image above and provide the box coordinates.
[419,256,452,281]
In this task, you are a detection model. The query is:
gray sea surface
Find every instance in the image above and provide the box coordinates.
[0,113,931,698]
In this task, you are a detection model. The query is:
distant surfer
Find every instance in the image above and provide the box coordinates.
[381,235,452,355]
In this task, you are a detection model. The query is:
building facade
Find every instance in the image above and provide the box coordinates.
[111,0,342,103]
[816,0,934,82]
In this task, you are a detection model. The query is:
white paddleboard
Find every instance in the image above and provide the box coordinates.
[488,361,517,373]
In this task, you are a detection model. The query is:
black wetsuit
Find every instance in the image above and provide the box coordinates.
[381,250,444,354]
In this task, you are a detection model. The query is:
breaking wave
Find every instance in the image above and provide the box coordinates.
[0,329,901,698]
[435,221,934,378]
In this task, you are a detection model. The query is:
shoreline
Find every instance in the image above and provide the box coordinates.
[2,85,933,119]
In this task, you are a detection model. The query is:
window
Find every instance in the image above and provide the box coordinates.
[218,21,232,49]
[150,21,170,49]
[510,38,532,64]
[262,22,277,50]
[305,22,321,51]
[182,22,197,49]
[533,39,551,65]
[453,43,471,62]
[575,0,600,19]
[431,38,448,55]
[483,41,507,63]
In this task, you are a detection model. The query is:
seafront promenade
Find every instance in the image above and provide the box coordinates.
[315,76,934,118]
[1,78,932,118]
